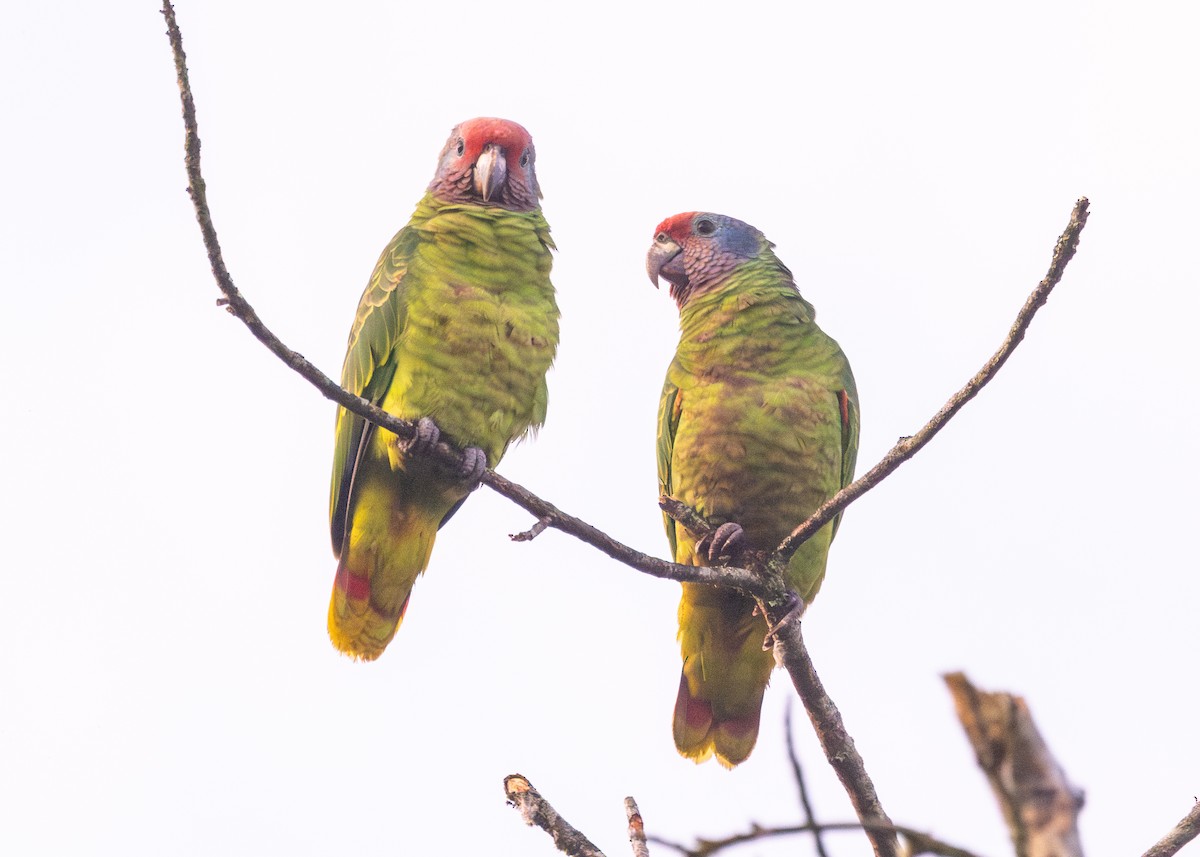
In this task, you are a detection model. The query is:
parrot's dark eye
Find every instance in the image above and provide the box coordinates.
[455,138,465,156]
[695,219,716,236]
[655,232,669,243]
[519,150,530,168]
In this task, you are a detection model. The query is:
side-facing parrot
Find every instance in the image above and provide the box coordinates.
[328,117,559,661]
[646,212,859,767]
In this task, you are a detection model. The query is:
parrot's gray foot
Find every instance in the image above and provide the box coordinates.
[697,521,745,563]
[404,417,442,456]
[402,417,486,489]
[456,445,488,491]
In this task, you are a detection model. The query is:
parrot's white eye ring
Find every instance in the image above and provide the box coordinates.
[455,138,465,156]
[655,232,670,243]
[695,219,716,236]
[519,150,530,168]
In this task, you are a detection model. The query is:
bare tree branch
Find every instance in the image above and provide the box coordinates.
[160,0,765,599]
[943,672,1085,857]
[1141,800,1200,857]
[774,614,898,857]
[164,0,1090,602]
[647,819,984,857]
[775,196,1090,561]
[504,774,607,857]
[485,470,766,591]
[162,1,355,425]
[785,699,831,857]
[626,797,651,857]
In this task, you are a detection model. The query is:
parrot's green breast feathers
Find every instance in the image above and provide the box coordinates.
[329,193,558,557]
[657,257,858,560]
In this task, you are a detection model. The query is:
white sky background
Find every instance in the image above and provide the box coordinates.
[1,2,1198,855]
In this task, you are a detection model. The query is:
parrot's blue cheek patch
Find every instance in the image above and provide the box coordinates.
[719,221,762,259]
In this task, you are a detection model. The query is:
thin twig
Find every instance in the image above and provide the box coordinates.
[512,515,554,542]
[483,470,764,591]
[647,819,984,857]
[626,797,651,857]
[504,774,607,857]
[163,2,345,420]
[784,699,830,857]
[773,615,898,857]
[658,498,716,542]
[1140,800,1200,857]
[775,197,1090,561]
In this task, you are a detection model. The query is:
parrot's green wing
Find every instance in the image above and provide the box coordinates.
[329,225,418,557]
[830,387,860,541]
[657,374,683,559]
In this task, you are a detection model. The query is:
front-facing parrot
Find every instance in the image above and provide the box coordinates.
[646,212,859,767]
[328,117,559,661]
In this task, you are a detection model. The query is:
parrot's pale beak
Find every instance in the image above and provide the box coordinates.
[474,144,506,202]
[646,237,684,289]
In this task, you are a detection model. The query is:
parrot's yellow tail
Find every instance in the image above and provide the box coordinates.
[673,584,774,768]
[673,672,767,768]
[327,496,441,661]
[327,557,413,661]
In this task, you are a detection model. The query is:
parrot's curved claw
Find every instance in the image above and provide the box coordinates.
[404,417,442,456]
[760,591,805,650]
[697,521,746,564]
[456,446,488,491]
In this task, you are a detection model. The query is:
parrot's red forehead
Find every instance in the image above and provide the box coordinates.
[456,117,533,151]
[655,212,699,240]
